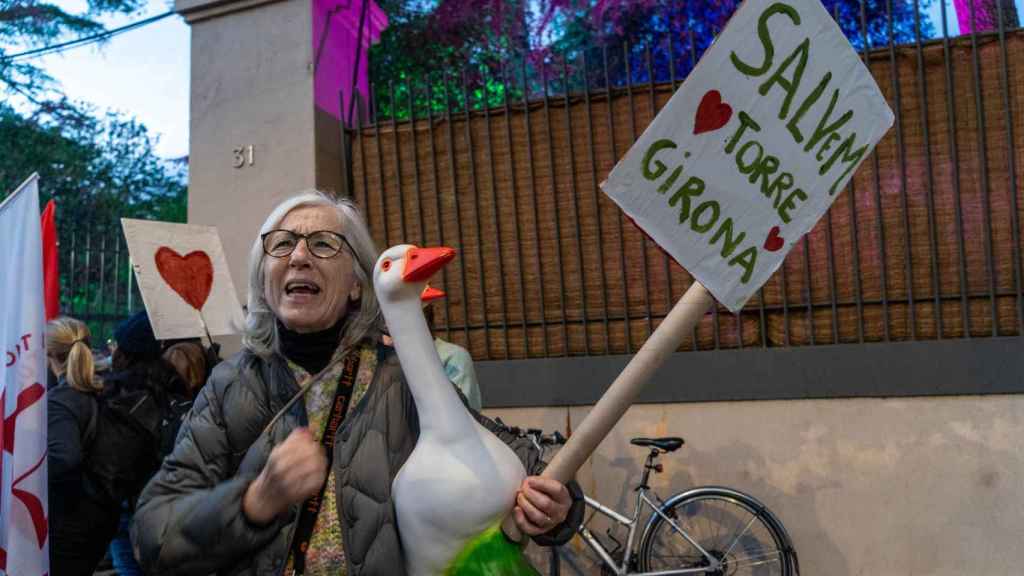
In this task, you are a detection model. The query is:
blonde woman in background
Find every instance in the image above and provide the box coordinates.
[46,317,122,575]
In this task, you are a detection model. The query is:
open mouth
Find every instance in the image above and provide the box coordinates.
[285,280,321,296]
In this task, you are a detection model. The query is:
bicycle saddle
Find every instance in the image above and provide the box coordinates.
[630,437,684,452]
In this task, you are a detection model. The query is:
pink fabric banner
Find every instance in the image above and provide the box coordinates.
[954,0,1019,32]
[313,0,389,125]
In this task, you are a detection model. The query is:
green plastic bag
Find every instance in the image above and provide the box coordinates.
[444,524,541,576]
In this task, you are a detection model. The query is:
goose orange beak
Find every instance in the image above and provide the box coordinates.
[402,246,456,283]
[420,285,446,302]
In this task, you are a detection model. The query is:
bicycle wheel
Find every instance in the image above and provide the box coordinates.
[637,487,797,576]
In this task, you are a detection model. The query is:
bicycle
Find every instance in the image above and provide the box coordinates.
[503,423,799,576]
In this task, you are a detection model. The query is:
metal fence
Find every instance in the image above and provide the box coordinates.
[347,0,1024,361]
[57,222,141,347]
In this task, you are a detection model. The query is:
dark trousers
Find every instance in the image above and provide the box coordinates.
[109,504,142,575]
[49,493,119,576]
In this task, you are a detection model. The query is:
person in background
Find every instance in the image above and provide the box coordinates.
[423,302,482,410]
[381,299,483,410]
[162,338,221,398]
[46,317,121,575]
[105,312,186,395]
[103,311,189,576]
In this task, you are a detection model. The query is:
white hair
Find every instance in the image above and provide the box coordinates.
[243,190,382,357]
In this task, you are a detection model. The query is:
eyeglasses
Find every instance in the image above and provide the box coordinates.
[261,229,354,259]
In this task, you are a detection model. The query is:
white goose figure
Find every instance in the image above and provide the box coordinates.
[374,244,528,576]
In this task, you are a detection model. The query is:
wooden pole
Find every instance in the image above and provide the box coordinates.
[542,281,713,483]
[502,281,714,540]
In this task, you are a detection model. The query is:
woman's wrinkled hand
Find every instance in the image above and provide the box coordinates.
[242,427,328,526]
[512,476,572,536]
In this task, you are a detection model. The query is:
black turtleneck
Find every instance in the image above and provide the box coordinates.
[277,319,344,376]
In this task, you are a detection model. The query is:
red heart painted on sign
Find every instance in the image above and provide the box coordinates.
[693,90,733,135]
[154,247,214,310]
[763,226,785,252]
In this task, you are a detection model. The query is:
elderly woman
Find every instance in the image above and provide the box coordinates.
[132,191,580,575]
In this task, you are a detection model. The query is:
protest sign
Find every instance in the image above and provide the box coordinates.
[601,0,894,312]
[122,219,244,340]
[543,0,894,484]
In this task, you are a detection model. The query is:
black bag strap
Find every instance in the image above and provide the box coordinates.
[79,393,108,504]
[289,350,361,575]
[83,393,99,454]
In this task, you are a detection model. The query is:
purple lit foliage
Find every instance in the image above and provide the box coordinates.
[369,0,936,121]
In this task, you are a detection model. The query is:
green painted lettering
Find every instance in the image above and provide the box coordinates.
[766,172,794,209]
[729,247,758,284]
[758,38,810,120]
[725,111,762,154]
[822,134,869,195]
[670,176,705,224]
[691,201,721,233]
[642,139,677,180]
[736,140,765,175]
[748,154,780,196]
[786,71,832,143]
[815,132,841,161]
[709,218,747,258]
[658,166,684,194]
[730,3,801,77]
[803,88,853,153]
[778,188,807,223]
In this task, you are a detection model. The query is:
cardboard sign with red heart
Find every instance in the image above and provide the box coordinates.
[600,0,893,311]
[122,219,245,340]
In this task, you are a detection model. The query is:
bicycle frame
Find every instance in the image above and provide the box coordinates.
[520,431,794,576]
[577,487,723,576]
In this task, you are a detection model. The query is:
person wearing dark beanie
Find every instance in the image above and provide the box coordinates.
[113,311,162,361]
[105,310,188,576]
[108,311,186,397]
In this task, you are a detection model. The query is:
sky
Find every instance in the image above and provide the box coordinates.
[15,0,1023,161]
[26,0,190,159]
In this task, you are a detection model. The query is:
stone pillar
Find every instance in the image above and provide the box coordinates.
[175,0,358,350]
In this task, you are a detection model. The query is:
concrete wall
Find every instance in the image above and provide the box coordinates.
[489,395,1024,575]
[183,0,318,305]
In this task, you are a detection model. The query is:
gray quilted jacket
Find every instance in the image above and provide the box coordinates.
[131,338,579,575]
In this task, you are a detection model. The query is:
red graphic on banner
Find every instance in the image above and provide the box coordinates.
[763,226,785,252]
[693,90,733,135]
[0,382,50,568]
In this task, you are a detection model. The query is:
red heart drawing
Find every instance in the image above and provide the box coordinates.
[763,226,785,252]
[154,247,214,310]
[693,90,733,135]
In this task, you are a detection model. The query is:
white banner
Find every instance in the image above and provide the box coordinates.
[0,174,50,576]
[601,0,893,311]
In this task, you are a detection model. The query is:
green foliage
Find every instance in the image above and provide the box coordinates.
[0,101,187,226]
[368,0,936,122]
[0,0,146,117]
[1,1,185,334]
[0,101,181,340]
